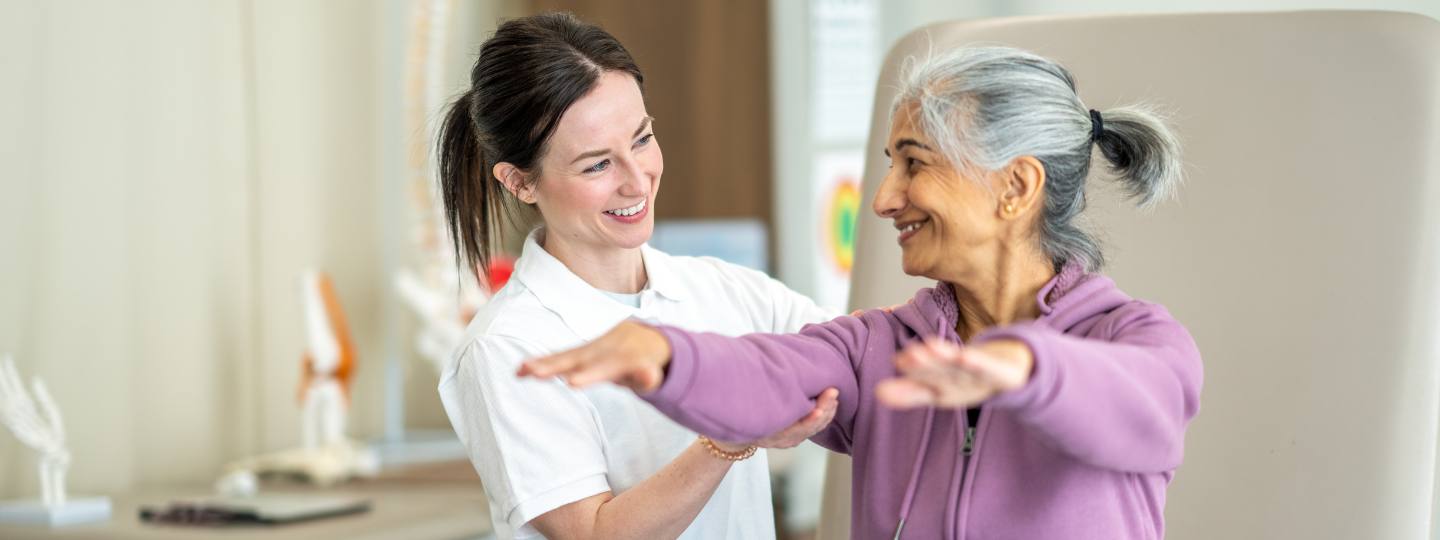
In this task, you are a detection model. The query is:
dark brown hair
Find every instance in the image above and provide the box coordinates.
[437,12,643,279]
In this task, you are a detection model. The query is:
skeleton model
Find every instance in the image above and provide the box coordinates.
[299,271,355,449]
[0,357,68,506]
[0,356,110,525]
[218,272,377,490]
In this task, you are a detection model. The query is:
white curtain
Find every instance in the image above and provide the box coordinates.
[0,0,393,498]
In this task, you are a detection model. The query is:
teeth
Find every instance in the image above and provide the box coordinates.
[902,222,922,234]
[605,199,646,217]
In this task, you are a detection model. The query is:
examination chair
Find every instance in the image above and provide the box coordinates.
[823,10,1440,540]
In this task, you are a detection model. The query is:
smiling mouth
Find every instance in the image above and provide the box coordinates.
[603,199,646,217]
[896,218,928,243]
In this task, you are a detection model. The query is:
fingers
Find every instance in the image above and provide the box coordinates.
[850,303,902,317]
[520,350,654,391]
[952,343,1032,392]
[754,388,841,448]
[815,387,840,410]
[516,322,627,379]
[950,348,1008,384]
[885,338,1020,410]
[517,346,588,378]
[517,342,604,386]
[876,378,938,409]
[516,322,670,393]
[895,339,975,384]
[791,387,840,432]
[792,388,840,427]
[810,387,839,425]
[893,339,943,373]
[564,357,635,389]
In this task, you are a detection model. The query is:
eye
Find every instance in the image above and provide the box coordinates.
[635,133,655,147]
[906,157,923,171]
[584,159,611,174]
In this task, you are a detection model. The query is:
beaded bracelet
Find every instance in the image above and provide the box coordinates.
[697,436,757,461]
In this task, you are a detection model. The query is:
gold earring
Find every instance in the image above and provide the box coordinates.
[1003,203,1015,214]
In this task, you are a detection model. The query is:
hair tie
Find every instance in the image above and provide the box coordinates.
[1089,109,1104,142]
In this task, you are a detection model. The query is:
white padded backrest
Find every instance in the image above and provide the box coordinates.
[821,10,1440,540]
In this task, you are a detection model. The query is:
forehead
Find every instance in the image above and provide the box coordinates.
[549,71,647,155]
[888,101,931,147]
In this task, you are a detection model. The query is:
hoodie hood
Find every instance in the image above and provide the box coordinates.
[890,262,1134,341]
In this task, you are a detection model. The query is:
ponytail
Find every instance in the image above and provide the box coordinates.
[1093,105,1184,209]
[437,91,506,277]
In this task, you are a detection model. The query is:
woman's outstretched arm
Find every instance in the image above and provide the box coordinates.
[521,314,872,452]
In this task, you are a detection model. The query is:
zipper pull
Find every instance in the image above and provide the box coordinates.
[962,425,976,456]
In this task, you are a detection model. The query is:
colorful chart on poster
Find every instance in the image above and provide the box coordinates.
[826,179,860,273]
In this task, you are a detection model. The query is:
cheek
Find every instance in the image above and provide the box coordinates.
[941,207,991,240]
[919,184,992,240]
[909,181,948,222]
[537,179,606,218]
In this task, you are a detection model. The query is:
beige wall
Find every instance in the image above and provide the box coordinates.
[0,0,407,497]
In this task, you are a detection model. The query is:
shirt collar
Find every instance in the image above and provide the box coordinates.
[510,228,688,337]
[638,243,690,302]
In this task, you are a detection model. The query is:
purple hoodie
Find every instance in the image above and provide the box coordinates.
[642,264,1202,539]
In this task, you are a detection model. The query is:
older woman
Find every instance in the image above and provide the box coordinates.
[522,46,1202,539]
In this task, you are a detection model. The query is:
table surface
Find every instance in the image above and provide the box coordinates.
[0,461,494,540]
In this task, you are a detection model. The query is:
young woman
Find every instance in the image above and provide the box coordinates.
[434,13,839,540]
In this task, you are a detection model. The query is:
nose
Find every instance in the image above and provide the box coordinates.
[872,167,907,219]
[617,156,649,198]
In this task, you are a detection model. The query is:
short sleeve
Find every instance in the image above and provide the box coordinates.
[438,335,612,537]
[706,259,838,333]
[761,275,839,334]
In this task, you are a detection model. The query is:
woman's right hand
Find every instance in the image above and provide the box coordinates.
[518,320,673,393]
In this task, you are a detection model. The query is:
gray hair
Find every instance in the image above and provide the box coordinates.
[892,46,1182,272]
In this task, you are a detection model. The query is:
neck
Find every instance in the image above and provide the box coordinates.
[944,245,1055,341]
[539,228,648,294]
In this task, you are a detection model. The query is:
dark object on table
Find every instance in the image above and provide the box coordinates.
[140,496,371,526]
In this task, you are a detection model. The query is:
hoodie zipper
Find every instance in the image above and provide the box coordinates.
[953,407,986,540]
[962,422,976,456]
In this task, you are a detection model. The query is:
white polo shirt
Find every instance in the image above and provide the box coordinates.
[438,229,832,540]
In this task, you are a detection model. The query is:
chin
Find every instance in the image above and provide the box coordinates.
[899,255,928,277]
[612,223,653,249]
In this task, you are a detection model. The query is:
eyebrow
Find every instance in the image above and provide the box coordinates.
[569,116,655,165]
[882,138,933,157]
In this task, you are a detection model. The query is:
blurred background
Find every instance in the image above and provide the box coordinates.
[1,0,1436,537]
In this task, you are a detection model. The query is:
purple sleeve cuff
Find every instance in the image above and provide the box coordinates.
[640,325,697,408]
[975,322,1054,413]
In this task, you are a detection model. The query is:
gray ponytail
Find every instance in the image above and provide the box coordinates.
[1092,104,1183,209]
[893,46,1183,271]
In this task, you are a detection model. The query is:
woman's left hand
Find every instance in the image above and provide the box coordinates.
[752,387,840,449]
[705,387,840,453]
[875,338,1034,409]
